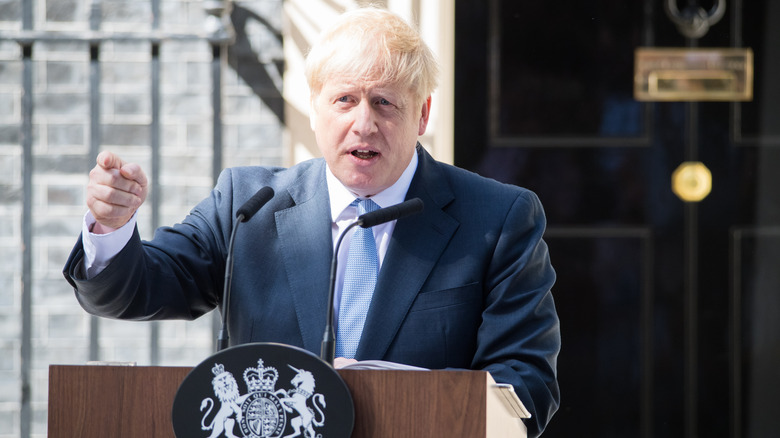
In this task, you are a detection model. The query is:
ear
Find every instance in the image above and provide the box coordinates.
[309,96,318,131]
[418,96,432,136]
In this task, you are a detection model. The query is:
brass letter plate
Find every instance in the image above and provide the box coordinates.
[634,48,753,101]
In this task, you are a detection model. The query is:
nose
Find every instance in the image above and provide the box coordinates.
[352,99,378,136]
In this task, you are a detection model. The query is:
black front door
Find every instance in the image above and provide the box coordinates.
[455,1,780,436]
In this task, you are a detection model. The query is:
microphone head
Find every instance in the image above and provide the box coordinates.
[359,197,424,228]
[236,186,274,222]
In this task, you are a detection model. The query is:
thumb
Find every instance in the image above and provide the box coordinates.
[96,151,124,170]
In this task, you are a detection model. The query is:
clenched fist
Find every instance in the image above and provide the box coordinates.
[86,151,148,233]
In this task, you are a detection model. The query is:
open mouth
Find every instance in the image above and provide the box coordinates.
[351,150,379,159]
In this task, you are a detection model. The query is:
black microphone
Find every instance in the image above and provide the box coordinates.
[217,186,274,351]
[320,198,424,365]
[236,187,274,221]
[358,197,424,228]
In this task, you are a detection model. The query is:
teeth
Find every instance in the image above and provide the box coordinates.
[352,149,377,159]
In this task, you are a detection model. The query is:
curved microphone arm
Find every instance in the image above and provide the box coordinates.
[321,219,362,366]
[217,214,246,352]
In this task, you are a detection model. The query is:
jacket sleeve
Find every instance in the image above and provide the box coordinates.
[62,170,238,321]
[474,189,561,438]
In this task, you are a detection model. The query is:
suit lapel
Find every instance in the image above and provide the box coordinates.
[356,146,459,360]
[275,160,333,353]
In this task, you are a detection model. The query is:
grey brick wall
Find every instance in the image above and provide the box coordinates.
[0,1,285,436]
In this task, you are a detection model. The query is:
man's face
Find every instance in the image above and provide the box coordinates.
[311,78,430,198]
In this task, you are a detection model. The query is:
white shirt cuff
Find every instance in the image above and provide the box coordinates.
[81,211,138,279]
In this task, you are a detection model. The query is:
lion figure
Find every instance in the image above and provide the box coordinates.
[200,366,243,438]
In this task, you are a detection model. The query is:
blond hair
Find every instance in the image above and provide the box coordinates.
[305,7,439,106]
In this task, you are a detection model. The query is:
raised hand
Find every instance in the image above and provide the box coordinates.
[86,151,148,233]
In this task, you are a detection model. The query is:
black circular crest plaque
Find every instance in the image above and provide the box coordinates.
[172,343,354,438]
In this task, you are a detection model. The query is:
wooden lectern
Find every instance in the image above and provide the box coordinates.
[48,365,527,437]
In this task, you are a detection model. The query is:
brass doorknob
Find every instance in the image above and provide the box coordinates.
[672,161,712,202]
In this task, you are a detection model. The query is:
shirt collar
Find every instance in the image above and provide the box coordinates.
[327,149,419,222]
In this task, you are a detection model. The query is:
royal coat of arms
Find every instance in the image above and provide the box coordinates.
[199,359,328,438]
[172,343,353,438]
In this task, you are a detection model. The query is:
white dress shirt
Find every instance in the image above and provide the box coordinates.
[328,151,418,322]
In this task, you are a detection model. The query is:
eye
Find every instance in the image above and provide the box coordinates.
[377,98,392,106]
[337,96,350,103]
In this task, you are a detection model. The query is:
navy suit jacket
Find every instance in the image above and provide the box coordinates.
[64,145,560,436]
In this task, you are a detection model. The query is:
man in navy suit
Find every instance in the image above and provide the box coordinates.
[63,7,560,436]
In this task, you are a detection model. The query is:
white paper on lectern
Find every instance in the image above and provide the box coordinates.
[86,361,137,366]
[338,359,429,371]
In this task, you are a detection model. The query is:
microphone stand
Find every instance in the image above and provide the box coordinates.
[321,220,362,366]
[216,213,246,352]
[320,197,423,366]
[216,186,274,351]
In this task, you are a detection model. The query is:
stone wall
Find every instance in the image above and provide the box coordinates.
[0,1,284,436]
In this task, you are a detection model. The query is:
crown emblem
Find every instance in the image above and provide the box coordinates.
[211,363,225,376]
[244,359,279,393]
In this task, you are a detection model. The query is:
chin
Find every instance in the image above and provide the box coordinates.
[342,174,376,192]
[347,184,380,198]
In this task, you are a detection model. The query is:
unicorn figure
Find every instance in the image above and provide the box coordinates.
[278,365,326,438]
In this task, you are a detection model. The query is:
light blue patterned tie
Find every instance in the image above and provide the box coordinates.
[336,199,380,359]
